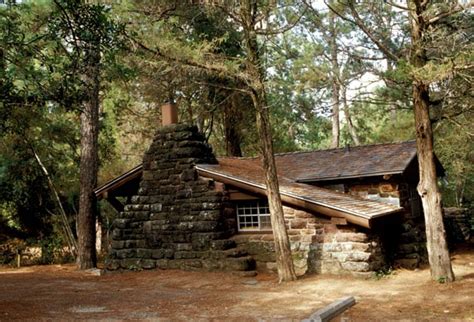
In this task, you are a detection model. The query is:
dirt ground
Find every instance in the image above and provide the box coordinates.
[0,246,473,321]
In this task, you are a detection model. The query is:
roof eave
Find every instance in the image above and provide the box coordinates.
[196,166,402,229]
[94,164,143,199]
[296,170,405,183]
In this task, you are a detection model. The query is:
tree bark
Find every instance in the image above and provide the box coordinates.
[410,0,454,282]
[0,48,4,88]
[342,85,360,145]
[252,91,296,282]
[386,61,398,124]
[77,45,100,270]
[329,12,340,149]
[224,93,243,157]
[241,0,296,282]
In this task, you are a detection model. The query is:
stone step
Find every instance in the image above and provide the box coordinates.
[223,247,248,258]
[210,239,236,251]
[209,247,249,260]
[221,256,256,272]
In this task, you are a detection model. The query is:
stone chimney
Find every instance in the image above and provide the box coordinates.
[161,102,178,126]
[106,125,253,272]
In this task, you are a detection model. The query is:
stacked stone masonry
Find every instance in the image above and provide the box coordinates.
[107,124,255,273]
[232,206,385,277]
[444,207,472,243]
[325,180,428,269]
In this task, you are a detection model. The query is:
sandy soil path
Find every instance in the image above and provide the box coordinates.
[0,246,473,321]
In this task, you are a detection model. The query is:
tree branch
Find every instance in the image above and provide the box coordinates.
[428,2,474,25]
[324,0,399,62]
[126,32,252,86]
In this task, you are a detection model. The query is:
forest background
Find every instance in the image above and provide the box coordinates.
[0,0,472,267]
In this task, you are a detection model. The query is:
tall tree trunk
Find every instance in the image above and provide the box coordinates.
[241,0,296,282]
[342,85,360,145]
[224,93,243,157]
[329,12,340,148]
[410,0,454,282]
[77,45,100,270]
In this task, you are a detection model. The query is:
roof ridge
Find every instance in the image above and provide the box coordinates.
[272,140,416,157]
[215,140,416,160]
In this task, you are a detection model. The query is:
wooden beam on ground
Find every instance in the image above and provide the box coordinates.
[303,296,356,322]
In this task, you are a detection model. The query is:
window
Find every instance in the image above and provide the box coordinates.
[236,200,272,231]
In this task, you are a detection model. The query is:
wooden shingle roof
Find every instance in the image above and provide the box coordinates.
[266,141,418,183]
[196,159,402,228]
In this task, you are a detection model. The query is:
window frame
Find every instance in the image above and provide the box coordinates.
[236,200,272,232]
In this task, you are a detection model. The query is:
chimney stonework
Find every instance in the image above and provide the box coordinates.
[106,124,255,273]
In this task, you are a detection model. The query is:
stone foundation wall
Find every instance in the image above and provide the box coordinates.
[231,205,385,277]
[347,182,401,207]
[391,183,427,268]
[230,177,430,275]
[326,180,428,269]
[107,125,254,273]
[444,207,472,244]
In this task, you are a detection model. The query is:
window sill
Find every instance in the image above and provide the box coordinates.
[237,230,272,234]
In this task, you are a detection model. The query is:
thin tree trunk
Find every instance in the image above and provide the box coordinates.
[329,12,340,149]
[241,0,296,282]
[77,45,100,270]
[0,48,4,88]
[386,61,398,124]
[251,91,296,282]
[342,85,360,145]
[410,0,454,282]
[32,147,78,256]
[330,85,340,148]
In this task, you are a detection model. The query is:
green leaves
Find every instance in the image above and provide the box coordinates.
[0,0,126,243]
[12,79,26,91]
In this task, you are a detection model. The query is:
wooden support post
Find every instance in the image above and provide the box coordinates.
[106,196,124,213]
[303,296,356,322]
